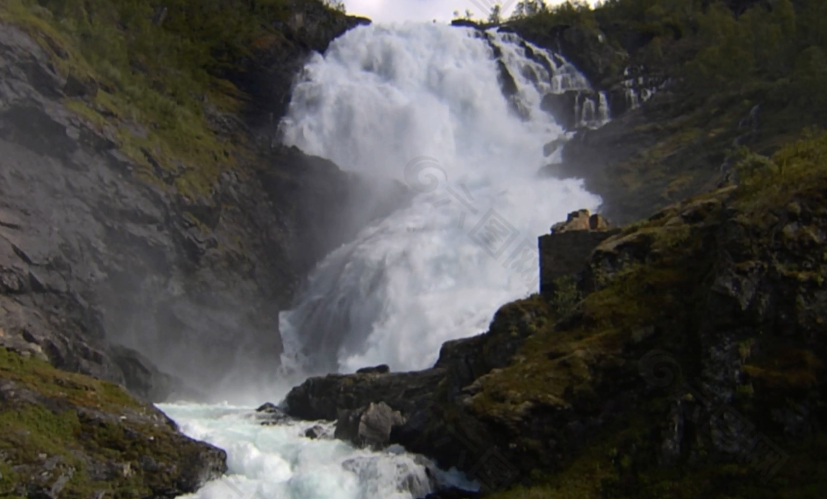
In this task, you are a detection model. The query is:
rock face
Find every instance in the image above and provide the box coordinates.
[0,15,397,399]
[285,369,446,421]
[540,210,619,295]
[284,179,827,496]
[234,1,370,140]
[540,90,605,131]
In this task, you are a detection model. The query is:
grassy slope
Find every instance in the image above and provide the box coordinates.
[0,347,225,498]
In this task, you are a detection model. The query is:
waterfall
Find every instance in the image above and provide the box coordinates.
[276,23,602,378]
[165,22,608,499]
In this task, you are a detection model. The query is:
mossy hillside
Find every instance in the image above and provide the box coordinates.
[0,348,225,498]
[0,0,347,200]
[458,132,827,497]
[487,424,827,499]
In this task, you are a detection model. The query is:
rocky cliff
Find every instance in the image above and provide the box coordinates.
[284,131,827,498]
[0,1,392,401]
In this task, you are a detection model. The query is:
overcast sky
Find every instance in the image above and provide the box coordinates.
[342,0,572,23]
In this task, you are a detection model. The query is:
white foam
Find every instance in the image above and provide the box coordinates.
[162,403,476,499]
[277,23,601,375]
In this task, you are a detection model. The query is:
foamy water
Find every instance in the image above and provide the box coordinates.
[277,23,602,377]
[162,403,476,499]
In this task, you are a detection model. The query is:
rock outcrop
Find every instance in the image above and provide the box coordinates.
[356,364,390,375]
[0,347,227,498]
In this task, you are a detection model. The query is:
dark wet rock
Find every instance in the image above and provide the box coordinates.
[256,402,279,413]
[418,488,481,499]
[255,402,290,426]
[450,19,483,30]
[62,73,98,98]
[334,401,406,449]
[543,138,566,157]
[232,3,370,141]
[356,364,390,375]
[285,368,446,421]
[304,424,325,439]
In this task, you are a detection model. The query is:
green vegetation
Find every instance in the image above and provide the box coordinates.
[464,130,827,498]
[0,348,221,498]
[505,0,827,122]
[733,129,827,207]
[0,0,345,199]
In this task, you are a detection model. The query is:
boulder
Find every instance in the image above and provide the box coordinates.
[255,402,290,426]
[304,424,325,439]
[334,402,406,449]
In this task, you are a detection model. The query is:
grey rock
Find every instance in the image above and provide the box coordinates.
[255,403,290,426]
[334,402,406,449]
[304,424,325,439]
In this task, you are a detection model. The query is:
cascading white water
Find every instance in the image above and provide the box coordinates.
[164,403,476,499]
[167,22,606,499]
[276,23,602,376]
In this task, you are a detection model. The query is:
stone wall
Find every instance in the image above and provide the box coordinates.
[539,210,618,295]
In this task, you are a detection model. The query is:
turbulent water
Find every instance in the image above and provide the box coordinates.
[277,23,602,377]
[162,403,476,499]
[165,22,605,499]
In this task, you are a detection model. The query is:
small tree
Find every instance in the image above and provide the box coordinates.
[489,4,502,24]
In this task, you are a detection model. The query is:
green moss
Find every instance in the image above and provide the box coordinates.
[0,348,215,497]
[0,348,139,411]
[0,0,344,200]
[550,276,581,316]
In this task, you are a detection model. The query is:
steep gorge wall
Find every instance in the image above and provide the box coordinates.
[0,5,392,401]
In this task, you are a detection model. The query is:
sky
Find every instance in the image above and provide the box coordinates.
[342,0,573,23]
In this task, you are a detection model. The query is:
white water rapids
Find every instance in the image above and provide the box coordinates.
[163,22,603,499]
